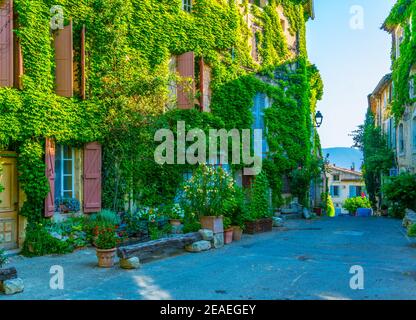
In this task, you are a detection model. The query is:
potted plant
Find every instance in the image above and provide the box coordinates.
[95,225,122,268]
[168,204,185,226]
[179,165,237,234]
[245,172,273,234]
[223,217,233,244]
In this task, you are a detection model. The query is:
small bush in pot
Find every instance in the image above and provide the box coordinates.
[95,225,123,268]
[343,196,371,215]
[179,164,237,233]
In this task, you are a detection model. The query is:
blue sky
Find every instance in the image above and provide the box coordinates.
[307,0,397,148]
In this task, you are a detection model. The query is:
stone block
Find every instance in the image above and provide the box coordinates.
[211,232,224,249]
[199,229,214,241]
[185,240,211,253]
[120,257,141,269]
[1,278,24,295]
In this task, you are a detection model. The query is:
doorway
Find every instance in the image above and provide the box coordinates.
[0,152,18,250]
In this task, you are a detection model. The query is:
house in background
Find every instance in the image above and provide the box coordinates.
[381,9,416,174]
[327,165,366,215]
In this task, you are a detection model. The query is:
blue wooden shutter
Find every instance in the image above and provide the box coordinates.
[330,186,334,196]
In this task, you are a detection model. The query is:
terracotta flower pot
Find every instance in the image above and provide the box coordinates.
[169,219,182,226]
[224,228,234,244]
[96,248,117,268]
[232,226,243,241]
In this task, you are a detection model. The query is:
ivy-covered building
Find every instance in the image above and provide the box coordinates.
[0,0,323,252]
[379,0,416,174]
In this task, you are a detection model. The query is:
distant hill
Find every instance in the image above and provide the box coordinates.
[323,147,363,172]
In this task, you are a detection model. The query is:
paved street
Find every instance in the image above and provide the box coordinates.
[2,216,416,300]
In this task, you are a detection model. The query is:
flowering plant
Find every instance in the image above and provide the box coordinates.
[168,203,185,220]
[94,225,123,250]
[179,164,237,218]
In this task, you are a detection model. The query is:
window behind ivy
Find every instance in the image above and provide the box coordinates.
[182,0,192,13]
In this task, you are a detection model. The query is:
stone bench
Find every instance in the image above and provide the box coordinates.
[117,232,202,267]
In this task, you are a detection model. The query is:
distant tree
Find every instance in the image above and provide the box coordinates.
[359,109,395,209]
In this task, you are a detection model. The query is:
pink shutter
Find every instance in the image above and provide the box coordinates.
[0,0,13,87]
[54,20,73,97]
[83,142,102,213]
[177,52,195,110]
[45,138,56,217]
[199,58,211,112]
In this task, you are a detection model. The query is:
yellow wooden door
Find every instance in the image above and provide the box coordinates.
[0,153,18,250]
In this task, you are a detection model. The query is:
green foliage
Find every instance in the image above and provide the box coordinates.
[21,222,73,257]
[407,223,416,237]
[343,197,371,214]
[179,164,237,218]
[384,0,416,119]
[88,210,121,227]
[248,171,272,220]
[355,110,394,208]
[0,247,8,268]
[326,194,335,217]
[95,225,122,250]
[383,173,416,212]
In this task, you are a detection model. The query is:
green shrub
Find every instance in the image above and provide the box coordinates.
[383,173,416,211]
[179,164,237,218]
[0,246,8,268]
[343,197,371,214]
[388,203,406,219]
[248,171,272,221]
[95,225,123,249]
[88,210,121,227]
[22,222,73,257]
[326,195,335,217]
[408,224,416,237]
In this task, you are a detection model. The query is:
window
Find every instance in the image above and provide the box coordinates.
[396,28,404,58]
[182,0,192,13]
[333,174,340,181]
[399,123,405,154]
[410,78,415,99]
[333,186,340,197]
[413,116,416,151]
[252,93,270,159]
[55,145,75,199]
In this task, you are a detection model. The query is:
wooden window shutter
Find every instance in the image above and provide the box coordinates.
[0,0,14,87]
[177,51,195,110]
[199,58,212,112]
[45,138,56,218]
[83,142,102,213]
[13,10,23,89]
[54,20,73,97]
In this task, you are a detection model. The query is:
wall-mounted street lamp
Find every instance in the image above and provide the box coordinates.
[314,111,323,128]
